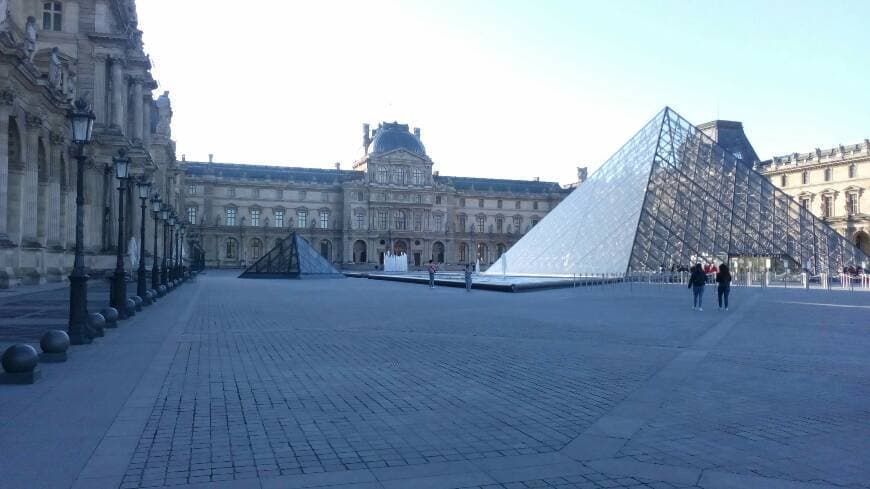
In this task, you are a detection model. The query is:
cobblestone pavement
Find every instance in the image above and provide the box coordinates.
[1,270,868,489]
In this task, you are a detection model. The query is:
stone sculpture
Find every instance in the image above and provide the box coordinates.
[24,16,38,60]
[48,47,62,89]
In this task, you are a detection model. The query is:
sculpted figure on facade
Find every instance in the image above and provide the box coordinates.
[48,47,63,89]
[0,0,9,26]
[24,16,38,60]
[156,91,172,136]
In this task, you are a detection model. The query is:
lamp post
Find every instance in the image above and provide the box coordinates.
[160,204,169,286]
[178,223,186,279]
[110,149,131,319]
[67,98,96,345]
[150,194,162,295]
[136,178,152,305]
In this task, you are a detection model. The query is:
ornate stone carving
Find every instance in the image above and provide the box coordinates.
[0,88,13,106]
[24,112,42,129]
[48,47,62,89]
[50,131,64,146]
[155,91,172,136]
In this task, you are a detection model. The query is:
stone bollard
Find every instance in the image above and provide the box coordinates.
[125,298,137,317]
[39,330,70,363]
[101,307,119,328]
[132,296,144,312]
[1,344,41,384]
[89,312,106,337]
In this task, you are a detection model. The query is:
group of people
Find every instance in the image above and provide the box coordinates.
[427,260,474,291]
[688,262,732,311]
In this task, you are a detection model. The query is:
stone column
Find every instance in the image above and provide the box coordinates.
[142,94,152,148]
[110,59,126,132]
[47,133,64,247]
[93,55,108,125]
[0,100,10,243]
[131,78,143,142]
[21,114,41,245]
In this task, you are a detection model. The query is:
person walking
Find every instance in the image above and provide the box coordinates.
[688,263,706,311]
[464,263,473,292]
[716,263,732,311]
[427,259,438,288]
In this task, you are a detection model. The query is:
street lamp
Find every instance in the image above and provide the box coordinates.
[179,224,187,279]
[67,98,96,345]
[111,149,131,319]
[160,204,170,286]
[136,177,152,305]
[150,194,162,296]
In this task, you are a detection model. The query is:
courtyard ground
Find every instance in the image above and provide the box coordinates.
[0,270,868,489]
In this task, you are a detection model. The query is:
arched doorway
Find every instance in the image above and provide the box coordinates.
[459,242,468,263]
[476,242,488,263]
[225,238,238,260]
[432,241,445,262]
[250,238,263,260]
[855,231,870,256]
[496,243,506,259]
[353,240,367,263]
[320,239,331,261]
[393,239,407,256]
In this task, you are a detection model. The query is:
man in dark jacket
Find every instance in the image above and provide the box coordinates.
[688,263,706,311]
[716,263,732,311]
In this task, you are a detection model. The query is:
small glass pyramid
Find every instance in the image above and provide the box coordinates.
[487,107,868,276]
[239,232,344,279]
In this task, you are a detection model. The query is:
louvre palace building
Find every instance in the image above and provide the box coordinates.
[182,122,574,270]
[0,0,180,288]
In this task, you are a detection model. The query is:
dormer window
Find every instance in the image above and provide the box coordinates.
[43,2,63,31]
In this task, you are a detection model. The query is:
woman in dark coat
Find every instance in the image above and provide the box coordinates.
[688,263,707,311]
[716,263,732,311]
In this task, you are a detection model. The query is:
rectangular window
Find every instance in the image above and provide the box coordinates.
[435,195,442,205]
[250,208,261,227]
[802,171,808,185]
[415,194,422,204]
[355,212,365,229]
[253,188,260,199]
[822,196,833,218]
[187,185,197,195]
[513,216,521,231]
[824,168,832,182]
[434,214,443,232]
[497,200,503,209]
[43,2,62,31]
[227,187,235,197]
[414,213,422,231]
[357,191,364,201]
[299,190,306,201]
[225,208,236,226]
[322,192,328,202]
[533,201,539,210]
[297,210,307,228]
[459,198,466,207]
[849,164,857,178]
[459,215,467,231]
[496,217,503,233]
[319,212,329,229]
[780,175,787,187]
[478,199,484,208]
[274,209,284,228]
[377,211,387,229]
[847,193,859,216]
[515,200,521,209]
[187,207,197,224]
[531,217,539,227]
[476,216,485,232]
[800,198,810,209]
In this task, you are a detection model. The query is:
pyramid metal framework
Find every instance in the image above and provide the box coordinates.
[487,107,868,276]
[239,232,343,279]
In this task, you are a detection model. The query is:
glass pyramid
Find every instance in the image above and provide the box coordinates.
[486,107,868,276]
[239,232,344,279]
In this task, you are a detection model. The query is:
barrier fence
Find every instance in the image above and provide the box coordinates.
[567,270,870,293]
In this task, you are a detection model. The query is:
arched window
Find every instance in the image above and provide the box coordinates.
[225,238,238,259]
[476,242,488,263]
[496,243,506,259]
[43,2,63,31]
[250,238,263,260]
[353,240,367,263]
[459,242,468,262]
[432,241,445,262]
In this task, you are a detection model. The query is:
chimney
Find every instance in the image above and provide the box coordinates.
[533,176,540,182]
[413,127,421,138]
[363,123,371,154]
[181,154,186,162]
[208,153,214,163]
[335,162,341,171]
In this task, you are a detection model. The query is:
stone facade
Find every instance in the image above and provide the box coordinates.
[756,141,870,256]
[183,122,572,270]
[0,0,178,288]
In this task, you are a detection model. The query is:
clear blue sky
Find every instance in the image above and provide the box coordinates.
[137,0,870,184]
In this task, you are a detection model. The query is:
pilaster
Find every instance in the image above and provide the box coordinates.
[130,77,143,142]
[21,113,42,247]
[110,58,126,133]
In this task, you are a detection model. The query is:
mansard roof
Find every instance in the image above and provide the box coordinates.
[435,175,564,194]
[184,162,364,183]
